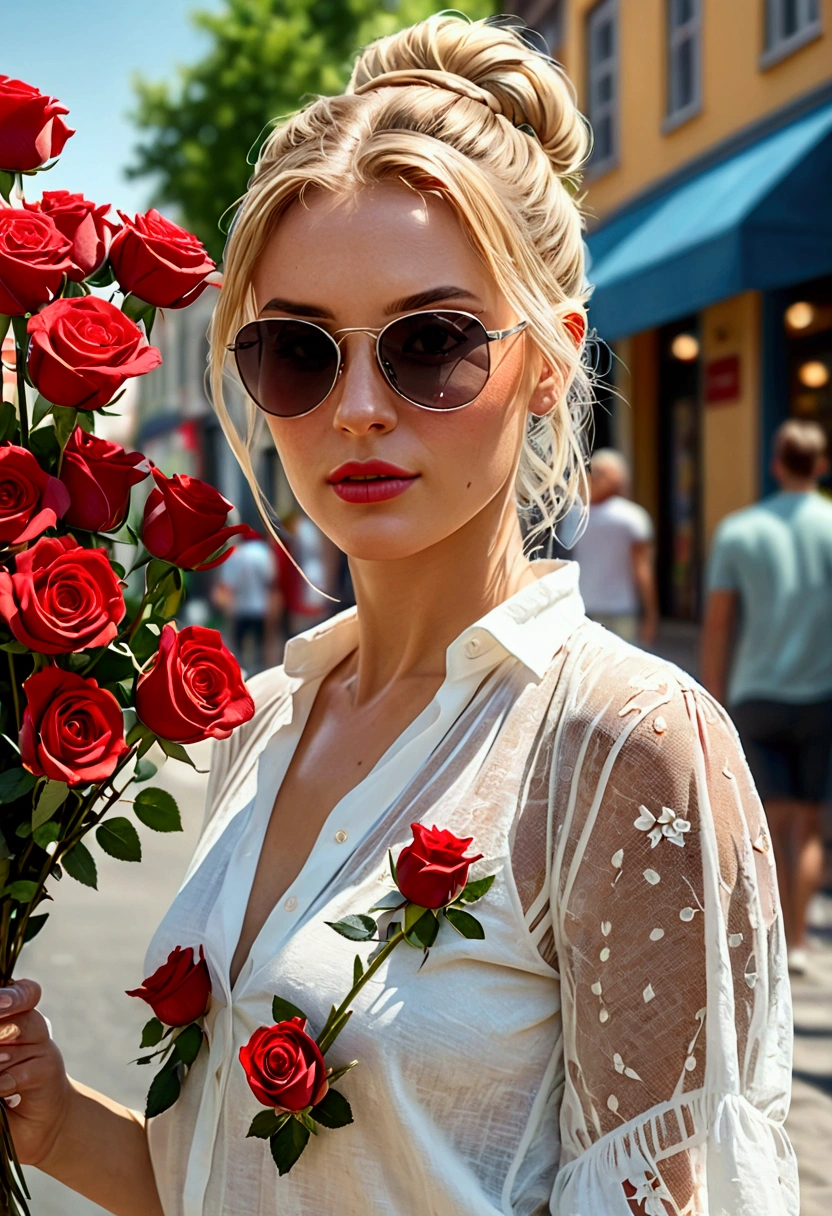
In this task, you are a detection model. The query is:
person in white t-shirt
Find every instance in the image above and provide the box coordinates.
[213,536,279,673]
[570,449,658,644]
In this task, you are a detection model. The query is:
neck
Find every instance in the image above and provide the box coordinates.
[778,476,817,493]
[345,495,536,702]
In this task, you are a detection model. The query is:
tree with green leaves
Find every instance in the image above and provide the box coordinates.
[126,0,496,263]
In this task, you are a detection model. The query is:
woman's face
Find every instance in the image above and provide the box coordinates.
[250,183,547,562]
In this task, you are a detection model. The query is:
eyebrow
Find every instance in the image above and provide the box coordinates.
[258,285,483,319]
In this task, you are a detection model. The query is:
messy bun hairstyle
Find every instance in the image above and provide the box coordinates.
[209,12,592,545]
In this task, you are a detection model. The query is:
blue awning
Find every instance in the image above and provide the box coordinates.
[586,100,832,341]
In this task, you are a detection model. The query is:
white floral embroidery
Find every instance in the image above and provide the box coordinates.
[628,1174,673,1216]
[634,804,691,848]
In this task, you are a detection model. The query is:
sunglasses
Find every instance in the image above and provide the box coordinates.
[227,309,528,418]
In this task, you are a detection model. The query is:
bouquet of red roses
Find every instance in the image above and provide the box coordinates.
[0,75,256,1214]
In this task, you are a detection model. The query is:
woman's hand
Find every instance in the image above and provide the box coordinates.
[0,978,73,1168]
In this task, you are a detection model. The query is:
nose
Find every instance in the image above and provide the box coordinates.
[330,332,399,437]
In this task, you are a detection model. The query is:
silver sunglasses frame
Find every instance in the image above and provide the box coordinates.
[227,309,529,417]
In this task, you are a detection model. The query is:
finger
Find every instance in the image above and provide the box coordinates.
[0,1010,51,1046]
[0,979,42,1016]
[0,1056,45,1097]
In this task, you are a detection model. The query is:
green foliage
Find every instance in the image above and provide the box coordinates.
[311,1087,353,1129]
[61,841,98,888]
[126,0,497,262]
[272,994,307,1023]
[141,1017,165,1048]
[133,787,182,833]
[325,913,377,941]
[96,816,142,862]
[0,769,36,805]
[269,1114,310,1175]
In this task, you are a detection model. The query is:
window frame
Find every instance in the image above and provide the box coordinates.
[663,0,703,133]
[585,0,620,179]
[760,0,822,69]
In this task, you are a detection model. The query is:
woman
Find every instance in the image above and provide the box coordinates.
[0,14,797,1216]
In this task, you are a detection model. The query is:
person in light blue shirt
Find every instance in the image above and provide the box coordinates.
[702,419,832,974]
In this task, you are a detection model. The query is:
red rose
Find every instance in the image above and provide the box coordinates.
[19,666,128,786]
[60,427,149,533]
[141,468,257,570]
[109,209,216,309]
[0,208,73,316]
[395,823,484,909]
[23,190,119,281]
[27,296,162,412]
[126,945,212,1027]
[0,442,69,546]
[136,623,255,744]
[0,535,125,654]
[239,1019,329,1113]
[0,76,74,173]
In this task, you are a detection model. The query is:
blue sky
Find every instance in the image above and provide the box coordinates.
[4,0,223,216]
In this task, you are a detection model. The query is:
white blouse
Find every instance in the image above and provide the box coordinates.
[142,561,798,1216]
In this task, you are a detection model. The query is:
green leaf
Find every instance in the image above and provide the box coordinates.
[247,1109,287,1139]
[141,1017,165,1048]
[31,395,53,427]
[404,906,439,951]
[297,1109,318,1135]
[458,874,496,904]
[325,914,377,942]
[145,557,175,594]
[443,906,485,940]
[125,721,153,748]
[133,757,158,784]
[0,314,10,346]
[23,911,49,943]
[32,819,61,850]
[388,848,398,885]
[61,840,97,888]
[0,768,36,805]
[272,995,307,1024]
[76,410,95,434]
[0,399,17,442]
[311,1088,353,1130]
[0,826,9,861]
[133,787,182,833]
[6,880,38,903]
[145,1059,183,1119]
[0,172,13,203]
[352,954,363,987]
[32,779,69,829]
[93,647,137,685]
[324,1059,358,1086]
[85,260,116,288]
[0,640,29,654]
[158,738,200,769]
[96,816,142,862]
[367,890,405,914]
[53,405,78,449]
[29,423,59,467]
[173,1023,203,1067]
[269,1116,310,1176]
[121,293,157,337]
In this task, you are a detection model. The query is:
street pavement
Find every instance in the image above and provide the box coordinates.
[13,710,832,1214]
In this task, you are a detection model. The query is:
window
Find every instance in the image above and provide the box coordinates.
[762,0,822,67]
[586,0,619,175]
[537,0,566,57]
[665,0,701,129]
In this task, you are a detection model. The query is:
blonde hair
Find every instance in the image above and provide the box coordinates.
[208,12,592,548]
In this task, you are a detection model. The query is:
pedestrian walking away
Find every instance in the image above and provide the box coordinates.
[702,419,832,977]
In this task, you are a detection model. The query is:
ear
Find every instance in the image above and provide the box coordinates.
[528,360,561,418]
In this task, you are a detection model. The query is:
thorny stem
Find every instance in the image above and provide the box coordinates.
[316,930,405,1055]
[12,326,28,450]
[6,653,20,733]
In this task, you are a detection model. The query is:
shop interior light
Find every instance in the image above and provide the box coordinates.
[785,301,815,330]
[798,360,830,389]
[671,333,700,362]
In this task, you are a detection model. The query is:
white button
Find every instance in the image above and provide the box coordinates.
[464,635,482,658]
[284,895,298,912]
[334,829,348,844]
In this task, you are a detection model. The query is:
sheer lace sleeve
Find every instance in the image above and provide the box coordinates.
[548,640,798,1215]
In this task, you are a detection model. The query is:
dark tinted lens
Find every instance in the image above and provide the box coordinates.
[233,319,339,417]
[379,311,490,409]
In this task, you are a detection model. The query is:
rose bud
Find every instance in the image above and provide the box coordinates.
[59,427,149,534]
[141,468,258,571]
[23,190,119,281]
[20,666,128,786]
[0,442,69,547]
[27,296,162,412]
[0,209,73,316]
[0,535,125,654]
[395,823,484,910]
[109,209,216,309]
[239,1019,329,1114]
[126,945,212,1027]
[136,623,255,745]
[0,76,74,173]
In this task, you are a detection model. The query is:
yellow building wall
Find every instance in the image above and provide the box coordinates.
[561,0,832,222]
[700,292,761,549]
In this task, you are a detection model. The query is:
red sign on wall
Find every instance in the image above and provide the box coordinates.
[705,355,741,404]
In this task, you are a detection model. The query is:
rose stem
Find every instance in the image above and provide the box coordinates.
[11,318,29,449]
[6,653,20,732]
[316,929,405,1056]
[124,590,152,644]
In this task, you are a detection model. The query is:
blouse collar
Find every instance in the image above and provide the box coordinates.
[282,559,585,685]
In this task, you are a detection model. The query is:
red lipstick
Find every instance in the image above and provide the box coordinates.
[327,460,419,504]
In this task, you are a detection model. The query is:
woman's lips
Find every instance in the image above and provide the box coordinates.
[332,477,417,503]
[328,460,419,505]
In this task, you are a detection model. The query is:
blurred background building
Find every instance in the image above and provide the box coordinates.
[510,0,832,622]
